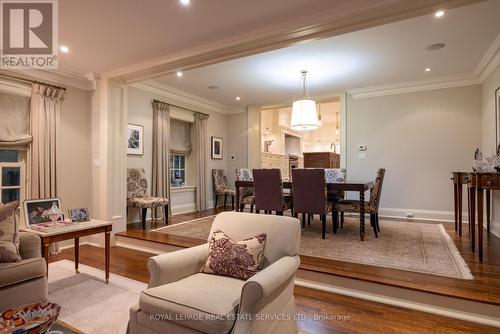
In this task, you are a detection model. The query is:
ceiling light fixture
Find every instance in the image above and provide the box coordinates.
[425,67,432,72]
[425,43,446,51]
[235,96,241,101]
[179,0,190,6]
[176,71,183,78]
[59,45,69,53]
[290,70,318,131]
[434,10,445,17]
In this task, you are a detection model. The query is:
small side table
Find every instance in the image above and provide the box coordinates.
[22,220,112,283]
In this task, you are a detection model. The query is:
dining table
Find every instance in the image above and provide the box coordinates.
[235,180,374,241]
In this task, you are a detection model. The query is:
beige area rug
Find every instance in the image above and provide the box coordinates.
[152,215,473,280]
[48,260,147,334]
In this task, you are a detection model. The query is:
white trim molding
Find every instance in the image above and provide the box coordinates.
[1,69,94,90]
[475,32,500,83]
[347,74,480,99]
[130,80,245,115]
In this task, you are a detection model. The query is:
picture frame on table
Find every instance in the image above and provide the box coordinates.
[23,198,63,227]
[211,136,223,160]
[68,208,90,223]
[127,123,144,155]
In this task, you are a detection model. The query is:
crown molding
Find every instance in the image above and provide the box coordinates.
[0,68,94,90]
[130,80,245,115]
[347,74,480,99]
[475,32,500,83]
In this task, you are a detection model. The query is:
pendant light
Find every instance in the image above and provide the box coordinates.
[290,70,319,131]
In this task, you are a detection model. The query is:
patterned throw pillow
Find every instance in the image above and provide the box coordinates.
[0,201,21,263]
[201,229,267,280]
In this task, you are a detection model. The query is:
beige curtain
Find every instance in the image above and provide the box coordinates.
[194,113,209,211]
[152,101,170,219]
[30,83,65,199]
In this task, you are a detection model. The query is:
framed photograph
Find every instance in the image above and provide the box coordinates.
[23,198,62,227]
[127,124,144,155]
[211,136,223,159]
[496,87,500,149]
[68,208,90,222]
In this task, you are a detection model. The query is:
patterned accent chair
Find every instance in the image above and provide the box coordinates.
[128,212,301,334]
[127,168,169,229]
[236,168,255,213]
[212,169,235,209]
[332,168,386,237]
[325,168,346,227]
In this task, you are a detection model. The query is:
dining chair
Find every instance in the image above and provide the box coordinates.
[332,168,386,237]
[325,168,346,228]
[252,169,292,215]
[127,168,169,229]
[292,168,332,239]
[235,168,255,213]
[212,169,236,209]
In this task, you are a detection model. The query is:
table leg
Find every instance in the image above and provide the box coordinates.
[453,181,458,232]
[235,185,240,212]
[42,241,50,275]
[486,189,491,233]
[477,188,483,262]
[360,190,365,241]
[470,187,476,252]
[74,237,80,273]
[467,189,471,237]
[458,183,463,236]
[105,231,110,283]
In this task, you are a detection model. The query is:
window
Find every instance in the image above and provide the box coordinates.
[170,154,186,187]
[0,150,25,204]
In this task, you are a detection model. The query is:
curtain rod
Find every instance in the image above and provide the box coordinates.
[152,99,209,117]
[0,73,67,91]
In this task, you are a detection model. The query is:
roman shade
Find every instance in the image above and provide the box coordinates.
[0,92,31,146]
[170,119,191,155]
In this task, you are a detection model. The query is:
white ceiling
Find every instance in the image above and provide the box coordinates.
[59,0,392,75]
[152,0,500,107]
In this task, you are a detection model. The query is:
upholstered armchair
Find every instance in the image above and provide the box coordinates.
[212,169,235,209]
[235,168,255,213]
[127,168,169,229]
[128,212,301,334]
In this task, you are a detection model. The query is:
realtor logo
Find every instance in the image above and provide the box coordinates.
[0,0,58,69]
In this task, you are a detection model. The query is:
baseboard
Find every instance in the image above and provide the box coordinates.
[378,207,467,223]
[171,203,197,215]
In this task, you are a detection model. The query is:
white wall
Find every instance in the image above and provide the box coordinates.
[226,111,249,188]
[126,86,230,220]
[346,85,481,220]
[480,63,500,237]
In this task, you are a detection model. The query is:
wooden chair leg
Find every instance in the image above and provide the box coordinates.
[256,209,260,214]
[307,214,311,226]
[376,213,380,232]
[164,205,169,225]
[214,194,218,208]
[371,214,379,238]
[240,204,244,212]
[250,205,254,213]
[302,213,306,228]
[231,195,235,210]
[141,208,147,230]
[277,211,283,216]
[322,215,326,239]
[333,211,338,234]
[340,212,344,228]
[224,195,227,208]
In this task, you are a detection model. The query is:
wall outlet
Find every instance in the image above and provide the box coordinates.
[406,212,414,218]
[357,145,367,151]
[358,152,366,159]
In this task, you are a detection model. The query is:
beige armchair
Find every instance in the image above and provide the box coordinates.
[0,232,47,312]
[128,212,301,334]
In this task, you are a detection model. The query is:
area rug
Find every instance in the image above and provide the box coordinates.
[48,260,147,334]
[152,216,473,280]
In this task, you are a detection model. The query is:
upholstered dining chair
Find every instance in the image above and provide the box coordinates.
[128,212,301,334]
[325,168,346,227]
[127,168,169,229]
[332,168,386,237]
[252,169,292,215]
[292,168,332,239]
[236,168,255,213]
[212,169,236,209]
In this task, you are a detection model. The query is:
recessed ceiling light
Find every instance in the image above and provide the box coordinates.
[60,45,69,53]
[179,0,190,6]
[235,96,241,101]
[434,10,445,17]
[176,71,183,78]
[425,67,432,72]
[208,85,220,90]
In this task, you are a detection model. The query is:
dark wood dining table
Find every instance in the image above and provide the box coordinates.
[235,180,374,241]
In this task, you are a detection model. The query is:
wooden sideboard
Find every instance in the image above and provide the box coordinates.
[303,152,340,168]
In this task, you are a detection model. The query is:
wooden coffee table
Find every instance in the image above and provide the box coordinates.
[22,220,112,283]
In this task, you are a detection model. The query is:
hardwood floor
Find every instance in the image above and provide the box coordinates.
[118,209,500,306]
[49,245,498,334]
